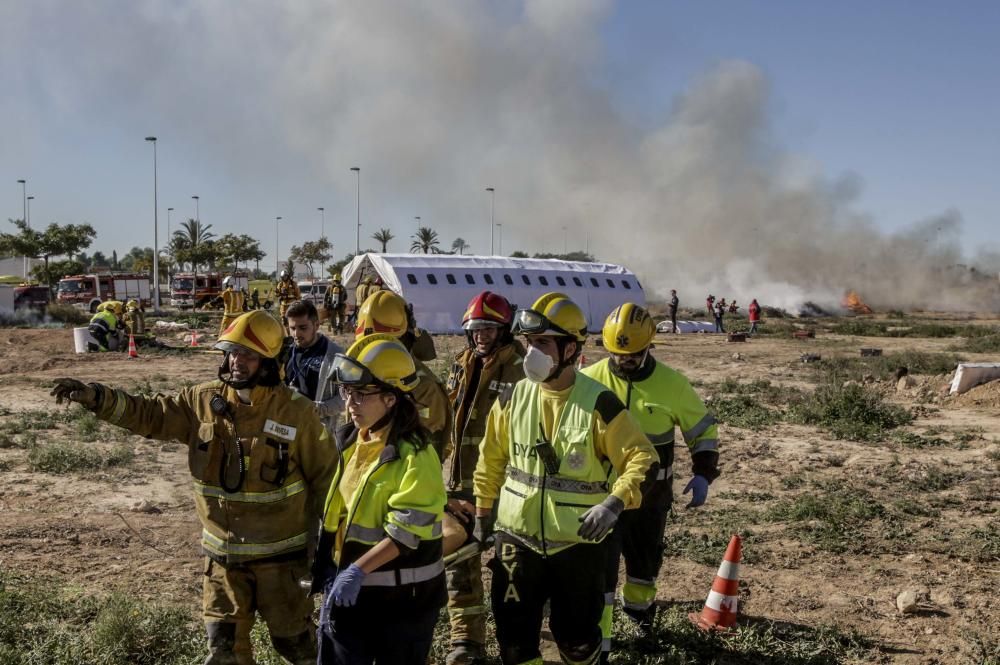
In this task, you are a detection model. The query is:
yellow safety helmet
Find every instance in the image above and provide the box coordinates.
[513,292,587,342]
[126,299,140,312]
[215,311,284,358]
[602,303,655,354]
[335,333,418,392]
[100,300,125,317]
[355,290,408,339]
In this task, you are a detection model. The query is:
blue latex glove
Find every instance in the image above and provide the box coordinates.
[683,475,709,508]
[331,563,367,607]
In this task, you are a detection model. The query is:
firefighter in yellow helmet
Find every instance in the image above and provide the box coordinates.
[473,293,657,665]
[50,310,337,665]
[220,276,245,335]
[88,301,126,352]
[324,274,348,334]
[355,290,453,457]
[583,303,720,655]
[441,292,525,665]
[123,299,146,337]
[276,269,301,322]
[313,334,446,664]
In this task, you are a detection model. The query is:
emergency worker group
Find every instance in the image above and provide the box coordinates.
[52,279,720,665]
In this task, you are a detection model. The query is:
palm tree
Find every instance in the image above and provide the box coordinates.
[410,227,440,254]
[451,238,470,255]
[172,219,215,301]
[372,228,395,253]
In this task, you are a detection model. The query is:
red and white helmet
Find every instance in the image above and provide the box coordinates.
[462,291,513,330]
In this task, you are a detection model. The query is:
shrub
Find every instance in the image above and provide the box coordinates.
[765,488,885,553]
[789,383,911,442]
[27,442,134,474]
[47,303,90,326]
[815,351,962,383]
[955,334,1000,354]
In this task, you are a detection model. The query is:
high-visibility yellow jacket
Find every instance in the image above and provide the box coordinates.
[319,423,447,611]
[93,380,337,565]
[582,357,720,482]
[444,341,524,492]
[89,309,120,333]
[474,372,657,555]
[222,287,245,317]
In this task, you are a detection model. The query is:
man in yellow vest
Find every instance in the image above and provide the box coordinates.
[582,303,720,654]
[51,311,338,665]
[473,293,657,665]
[220,276,245,335]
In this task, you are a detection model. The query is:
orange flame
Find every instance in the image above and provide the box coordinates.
[842,290,873,315]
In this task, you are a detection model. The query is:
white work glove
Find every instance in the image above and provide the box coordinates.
[577,496,624,541]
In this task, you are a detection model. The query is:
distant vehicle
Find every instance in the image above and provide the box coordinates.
[57,273,152,312]
[247,279,275,310]
[170,272,248,309]
[298,279,330,308]
[13,284,50,313]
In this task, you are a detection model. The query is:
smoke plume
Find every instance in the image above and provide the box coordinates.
[2,1,996,311]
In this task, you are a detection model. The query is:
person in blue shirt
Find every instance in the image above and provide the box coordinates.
[284,300,344,433]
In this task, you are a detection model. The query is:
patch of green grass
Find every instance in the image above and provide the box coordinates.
[961,522,1000,563]
[765,488,885,554]
[951,333,1000,354]
[780,472,808,490]
[789,383,912,442]
[830,320,996,339]
[709,395,782,431]
[0,569,203,665]
[608,604,879,664]
[905,466,963,492]
[27,441,134,474]
[74,412,105,442]
[891,431,949,449]
[815,351,962,383]
[664,529,762,566]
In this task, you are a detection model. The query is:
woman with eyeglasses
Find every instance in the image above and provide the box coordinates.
[313,333,447,664]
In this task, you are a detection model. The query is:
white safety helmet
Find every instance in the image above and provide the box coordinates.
[280,270,289,279]
[222,276,233,287]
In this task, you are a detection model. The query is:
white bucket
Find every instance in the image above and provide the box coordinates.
[73,326,97,353]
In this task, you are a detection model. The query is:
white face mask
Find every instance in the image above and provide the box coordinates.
[523,345,556,383]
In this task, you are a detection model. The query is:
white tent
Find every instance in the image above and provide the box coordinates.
[341,253,646,334]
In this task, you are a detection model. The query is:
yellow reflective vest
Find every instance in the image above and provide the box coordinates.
[94,381,337,564]
[582,358,720,481]
[319,424,446,608]
[476,373,657,556]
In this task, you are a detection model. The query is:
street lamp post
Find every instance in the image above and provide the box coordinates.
[192,195,200,223]
[496,223,503,256]
[562,225,567,254]
[17,179,26,278]
[350,167,360,255]
[275,216,282,276]
[486,187,495,255]
[26,196,34,226]
[145,136,161,309]
[166,207,174,284]
[415,215,421,230]
[317,207,326,276]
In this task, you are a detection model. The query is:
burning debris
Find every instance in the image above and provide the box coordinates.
[842,290,874,315]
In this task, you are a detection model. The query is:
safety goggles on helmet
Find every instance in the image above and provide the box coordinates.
[331,354,377,387]
[463,319,504,331]
[512,308,573,337]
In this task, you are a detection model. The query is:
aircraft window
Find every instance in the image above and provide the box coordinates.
[446,274,457,285]
[590,278,599,287]
[484,274,494,285]
[521,275,531,285]
[407,274,418,285]
[622,280,632,290]
[556,276,566,286]
[427,274,438,285]
[538,276,549,286]
[504,274,513,285]
[606,279,615,288]
[465,274,476,285]
[573,277,583,287]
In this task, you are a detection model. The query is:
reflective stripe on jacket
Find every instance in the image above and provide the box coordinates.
[94,380,337,565]
[320,424,446,582]
[444,341,524,492]
[583,358,719,480]
[496,375,609,555]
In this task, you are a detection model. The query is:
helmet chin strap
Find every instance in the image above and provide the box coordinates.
[611,348,650,379]
[218,352,261,390]
[544,338,578,382]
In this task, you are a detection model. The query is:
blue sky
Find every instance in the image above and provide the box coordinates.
[1,1,997,275]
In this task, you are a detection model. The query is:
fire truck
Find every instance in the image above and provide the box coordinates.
[170,272,248,309]
[56,273,152,312]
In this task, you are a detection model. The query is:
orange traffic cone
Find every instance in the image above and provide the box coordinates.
[690,534,741,631]
[127,333,139,359]
[190,332,199,347]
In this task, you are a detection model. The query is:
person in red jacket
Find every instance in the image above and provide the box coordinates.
[748,298,761,334]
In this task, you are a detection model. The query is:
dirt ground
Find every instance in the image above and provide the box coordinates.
[0,316,997,664]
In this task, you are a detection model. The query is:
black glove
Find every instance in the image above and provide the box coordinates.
[577,496,625,541]
[473,514,494,548]
[50,378,99,409]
